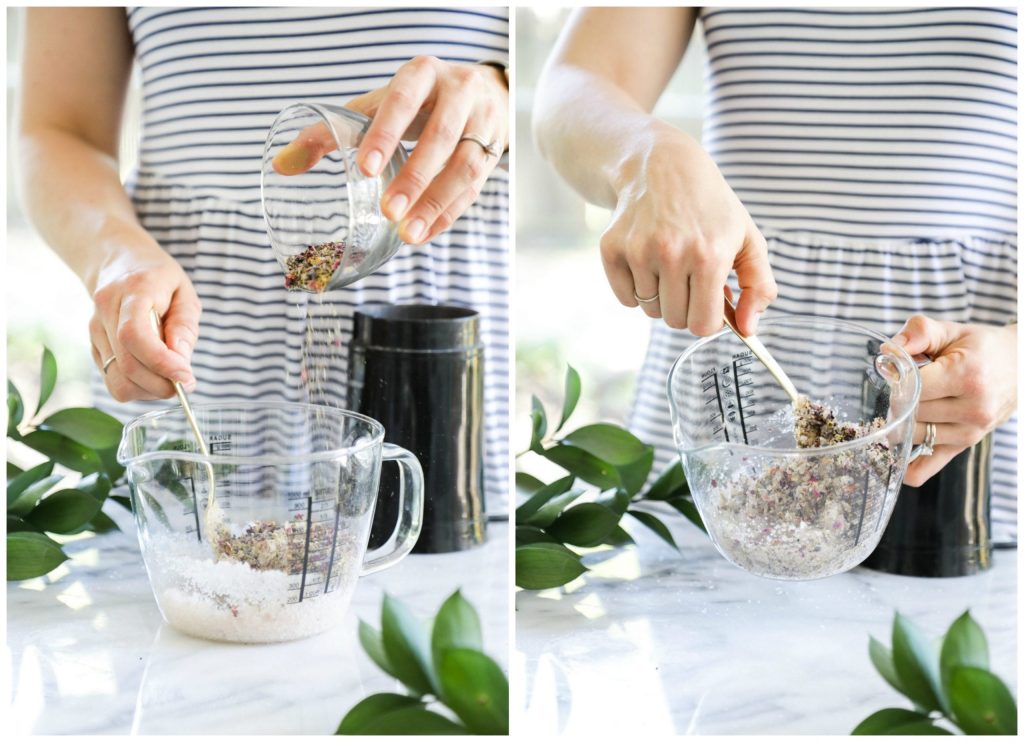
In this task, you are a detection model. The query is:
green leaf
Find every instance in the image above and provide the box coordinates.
[20,431,104,474]
[516,543,587,590]
[852,708,935,735]
[665,496,706,532]
[561,424,648,466]
[77,472,112,504]
[8,379,25,437]
[892,613,945,713]
[616,445,654,496]
[39,408,123,450]
[884,722,953,734]
[97,445,125,484]
[596,489,630,516]
[431,590,483,672]
[110,494,133,512]
[627,510,679,550]
[555,365,581,433]
[339,705,468,735]
[7,532,69,580]
[948,666,1017,735]
[939,611,988,695]
[644,460,688,501]
[870,636,906,695]
[358,620,395,677]
[525,489,584,529]
[381,594,436,697]
[516,526,559,545]
[437,648,509,735]
[77,510,120,534]
[27,488,104,534]
[8,474,64,516]
[336,693,424,735]
[8,515,41,533]
[541,444,621,490]
[546,503,621,547]
[7,461,56,505]
[36,348,57,416]
[515,474,574,522]
[8,462,24,479]
[602,525,635,546]
[529,395,547,452]
[515,471,546,499]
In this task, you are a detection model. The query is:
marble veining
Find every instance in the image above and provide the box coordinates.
[515,507,1017,736]
[7,507,508,735]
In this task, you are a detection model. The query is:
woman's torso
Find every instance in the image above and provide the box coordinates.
[93,7,511,507]
[632,7,1017,539]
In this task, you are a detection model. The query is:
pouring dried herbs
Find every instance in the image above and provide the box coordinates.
[211,513,337,574]
[714,396,896,579]
[284,241,345,292]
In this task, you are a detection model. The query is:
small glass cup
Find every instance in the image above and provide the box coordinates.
[260,102,409,292]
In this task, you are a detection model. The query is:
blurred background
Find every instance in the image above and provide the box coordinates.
[6,6,143,415]
[514,7,705,454]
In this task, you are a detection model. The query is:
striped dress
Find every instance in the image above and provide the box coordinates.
[630,7,1017,541]
[91,7,510,512]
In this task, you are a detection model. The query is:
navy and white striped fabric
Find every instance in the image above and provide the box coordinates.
[631,7,1017,541]
[90,7,510,512]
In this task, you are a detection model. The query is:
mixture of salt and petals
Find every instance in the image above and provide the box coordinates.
[714,395,896,579]
[284,241,345,292]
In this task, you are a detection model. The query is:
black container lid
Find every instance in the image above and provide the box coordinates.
[353,303,481,351]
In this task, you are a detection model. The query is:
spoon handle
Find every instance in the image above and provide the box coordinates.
[722,297,801,404]
[148,309,212,459]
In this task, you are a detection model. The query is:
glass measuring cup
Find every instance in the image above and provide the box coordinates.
[117,402,423,643]
[668,316,926,580]
[260,102,409,292]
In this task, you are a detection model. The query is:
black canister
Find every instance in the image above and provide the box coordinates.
[859,338,994,577]
[349,304,486,553]
[862,434,993,577]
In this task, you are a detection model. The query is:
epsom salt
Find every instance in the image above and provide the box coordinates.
[149,533,357,643]
[712,397,895,579]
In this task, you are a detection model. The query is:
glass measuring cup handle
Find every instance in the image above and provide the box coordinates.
[361,443,425,575]
[875,348,934,462]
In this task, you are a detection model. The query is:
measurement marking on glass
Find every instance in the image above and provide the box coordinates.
[875,464,895,533]
[298,496,314,602]
[732,359,750,445]
[324,500,342,594]
[711,369,729,442]
[854,464,871,545]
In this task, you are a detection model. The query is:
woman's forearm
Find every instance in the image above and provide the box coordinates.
[18,126,157,295]
[532,7,696,207]
[533,65,669,208]
[17,7,148,296]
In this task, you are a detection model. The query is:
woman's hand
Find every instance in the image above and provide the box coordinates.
[891,315,1017,487]
[89,239,200,402]
[600,125,777,336]
[273,56,508,246]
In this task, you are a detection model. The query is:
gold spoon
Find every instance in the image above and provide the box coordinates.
[148,309,224,541]
[722,296,801,404]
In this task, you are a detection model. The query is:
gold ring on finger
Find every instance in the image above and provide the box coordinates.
[634,291,659,304]
[102,355,118,375]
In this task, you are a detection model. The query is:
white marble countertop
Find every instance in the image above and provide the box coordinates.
[7,507,508,735]
[515,510,1017,736]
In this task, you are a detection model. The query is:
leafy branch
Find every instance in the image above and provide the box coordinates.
[7,347,129,581]
[516,365,705,590]
[855,611,1016,735]
[338,590,508,735]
